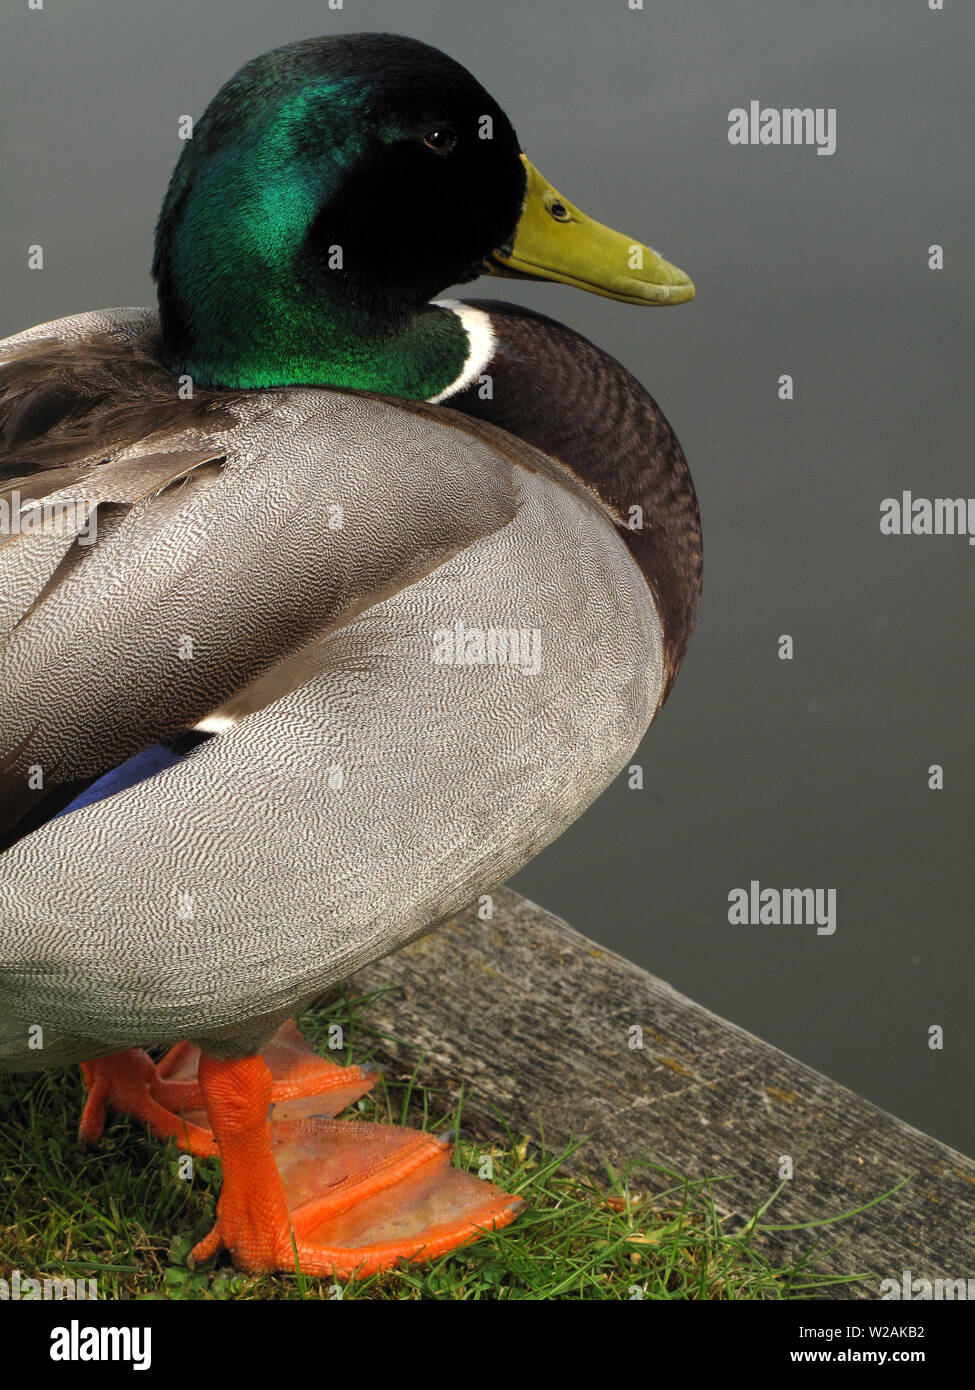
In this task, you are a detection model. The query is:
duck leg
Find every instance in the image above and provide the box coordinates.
[78,1020,375,1157]
[190,1051,522,1278]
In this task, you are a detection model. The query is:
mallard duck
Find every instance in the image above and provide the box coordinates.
[0,33,700,1278]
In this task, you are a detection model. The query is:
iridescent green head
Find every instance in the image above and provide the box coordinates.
[153,33,694,400]
[153,33,526,398]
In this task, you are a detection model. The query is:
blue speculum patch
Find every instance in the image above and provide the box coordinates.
[54,744,187,821]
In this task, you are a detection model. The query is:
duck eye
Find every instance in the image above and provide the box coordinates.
[423,128,457,154]
[549,201,571,222]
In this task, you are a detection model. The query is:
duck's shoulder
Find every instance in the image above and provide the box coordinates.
[0,307,626,599]
[0,306,557,488]
[0,308,234,493]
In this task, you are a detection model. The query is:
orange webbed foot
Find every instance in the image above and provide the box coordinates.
[189,1051,522,1279]
[79,1049,218,1156]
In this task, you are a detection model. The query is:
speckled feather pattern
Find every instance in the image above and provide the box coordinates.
[0,310,521,831]
[0,309,663,1067]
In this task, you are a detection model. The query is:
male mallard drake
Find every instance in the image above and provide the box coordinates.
[0,33,700,1277]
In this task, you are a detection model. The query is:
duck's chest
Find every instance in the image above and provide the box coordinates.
[442,299,701,704]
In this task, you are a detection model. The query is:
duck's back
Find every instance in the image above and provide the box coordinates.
[0,308,663,1068]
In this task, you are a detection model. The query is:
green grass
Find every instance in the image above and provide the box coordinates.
[0,990,893,1300]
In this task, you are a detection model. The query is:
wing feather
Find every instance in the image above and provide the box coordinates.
[0,309,528,839]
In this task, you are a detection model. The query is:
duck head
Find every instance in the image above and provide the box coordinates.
[153,33,693,399]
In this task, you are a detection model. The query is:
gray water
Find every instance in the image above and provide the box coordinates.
[1,0,972,1154]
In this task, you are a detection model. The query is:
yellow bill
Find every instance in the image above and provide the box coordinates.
[485,155,694,306]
